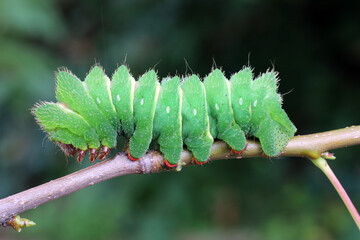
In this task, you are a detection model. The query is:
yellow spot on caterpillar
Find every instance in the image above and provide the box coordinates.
[166,106,170,114]
[96,97,101,104]
[193,108,197,116]
[116,94,120,101]
[215,103,219,111]
[239,97,243,105]
[140,98,144,105]
[253,100,258,107]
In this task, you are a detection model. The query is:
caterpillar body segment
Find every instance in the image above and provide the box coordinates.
[129,70,160,160]
[85,66,119,131]
[33,64,296,165]
[111,65,135,137]
[230,67,253,134]
[204,69,247,153]
[153,76,183,166]
[55,70,117,148]
[230,70,297,156]
[180,75,214,164]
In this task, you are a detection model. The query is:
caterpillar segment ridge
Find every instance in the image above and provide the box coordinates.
[33,64,296,167]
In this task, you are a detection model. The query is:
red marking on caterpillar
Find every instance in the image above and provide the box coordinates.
[231,144,247,154]
[164,159,177,168]
[128,152,139,161]
[194,157,207,165]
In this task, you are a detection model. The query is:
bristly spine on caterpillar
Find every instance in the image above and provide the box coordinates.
[32,64,296,168]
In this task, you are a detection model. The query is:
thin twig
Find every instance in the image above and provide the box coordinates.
[0,125,359,225]
[312,157,360,230]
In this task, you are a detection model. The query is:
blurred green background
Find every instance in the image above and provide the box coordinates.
[0,0,359,239]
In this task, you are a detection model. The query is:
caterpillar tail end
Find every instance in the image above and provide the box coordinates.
[194,157,208,165]
[128,151,140,161]
[99,146,110,160]
[164,159,177,168]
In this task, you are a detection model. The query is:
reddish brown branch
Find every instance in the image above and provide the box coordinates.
[0,125,359,224]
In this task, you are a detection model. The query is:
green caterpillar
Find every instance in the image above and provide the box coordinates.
[33,64,296,167]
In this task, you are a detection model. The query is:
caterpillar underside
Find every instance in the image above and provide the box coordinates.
[33,64,296,167]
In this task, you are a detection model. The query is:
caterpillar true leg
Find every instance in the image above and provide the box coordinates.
[77,149,87,163]
[99,146,110,160]
[89,148,99,163]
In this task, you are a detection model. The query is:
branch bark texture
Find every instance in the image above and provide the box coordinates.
[1,125,359,224]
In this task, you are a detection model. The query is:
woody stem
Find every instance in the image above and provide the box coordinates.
[0,125,359,227]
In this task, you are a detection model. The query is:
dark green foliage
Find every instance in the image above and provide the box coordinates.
[1,0,360,239]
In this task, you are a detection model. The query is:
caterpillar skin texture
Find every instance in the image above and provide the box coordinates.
[33,65,296,167]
